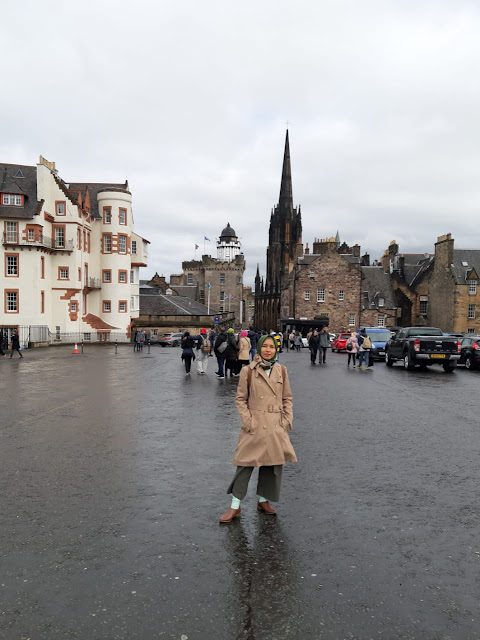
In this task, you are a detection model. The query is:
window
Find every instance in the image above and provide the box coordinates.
[103,208,111,224]
[54,226,65,248]
[6,254,18,276]
[317,287,325,303]
[130,270,135,284]
[102,270,112,283]
[55,326,61,339]
[130,295,139,310]
[2,194,22,206]
[119,208,127,225]
[220,273,225,285]
[103,301,111,312]
[83,333,91,341]
[118,270,127,283]
[219,305,224,312]
[187,273,194,285]
[378,297,385,307]
[419,297,428,314]
[309,269,315,279]
[468,328,475,334]
[59,267,69,280]
[348,314,356,326]
[41,256,45,279]
[118,235,127,254]
[119,300,127,313]
[468,280,477,295]
[377,315,386,327]
[304,290,310,301]
[220,291,225,301]
[131,240,137,254]
[363,291,369,301]
[103,234,112,253]
[78,267,82,282]
[468,304,476,319]
[5,290,18,312]
[339,290,344,301]
[56,201,66,216]
[199,290,205,301]
[28,229,35,241]
[41,290,44,314]
[70,302,77,312]
[6,221,18,243]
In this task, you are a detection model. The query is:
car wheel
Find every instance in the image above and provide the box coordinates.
[173,341,178,347]
[465,355,472,370]
[403,352,415,371]
[443,363,456,373]
[385,351,393,367]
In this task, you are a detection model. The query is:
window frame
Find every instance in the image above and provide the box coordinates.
[5,253,19,277]
[103,207,112,224]
[348,313,356,326]
[118,270,127,283]
[103,300,112,313]
[468,303,476,319]
[187,273,194,285]
[219,273,225,285]
[338,290,344,301]
[377,315,386,327]
[118,234,127,254]
[58,266,69,280]
[55,200,66,216]
[53,225,66,248]
[468,279,477,295]
[131,240,137,255]
[103,233,112,253]
[5,289,19,313]
[317,287,325,303]
[102,269,112,283]
[378,297,385,307]
[304,290,310,301]
[119,208,127,225]
[118,300,127,313]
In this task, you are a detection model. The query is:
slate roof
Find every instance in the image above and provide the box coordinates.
[68,182,130,219]
[403,255,433,286]
[361,267,396,309]
[170,285,197,300]
[0,163,42,219]
[451,250,480,284]
[140,294,212,316]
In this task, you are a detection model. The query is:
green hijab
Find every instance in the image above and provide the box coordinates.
[256,334,278,366]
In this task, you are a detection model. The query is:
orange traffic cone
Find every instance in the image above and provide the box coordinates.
[73,343,79,354]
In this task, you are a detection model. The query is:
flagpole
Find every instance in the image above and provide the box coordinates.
[207,283,211,314]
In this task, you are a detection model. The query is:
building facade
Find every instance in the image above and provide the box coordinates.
[0,156,149,344]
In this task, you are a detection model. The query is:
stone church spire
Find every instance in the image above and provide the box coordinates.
[278,129,293,216]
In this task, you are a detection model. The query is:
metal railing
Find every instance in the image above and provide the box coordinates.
[2,233,74,251]
[1,325,131,348]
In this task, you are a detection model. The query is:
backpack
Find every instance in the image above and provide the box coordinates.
[362,336,372,349]
[201,337,211,353]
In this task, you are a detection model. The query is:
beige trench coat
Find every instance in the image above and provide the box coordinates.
[233,359,297,467]
[238,336,251,360]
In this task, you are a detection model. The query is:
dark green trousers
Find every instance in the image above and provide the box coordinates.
[227,465,283,502]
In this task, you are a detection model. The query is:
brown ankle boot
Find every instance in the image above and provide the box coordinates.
[219,507,241,523]
[257,501,276,515]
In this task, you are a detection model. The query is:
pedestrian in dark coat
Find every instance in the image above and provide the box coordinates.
[318,327,330,363]
[10,331,23,358]
[214,327,228,378]
[0,329,5,357]
[248,330,258,362]
[208,328,216,357]
[225,328,239,377]
[181,331,195,374]
[308,330,319,364]
[219,334,297,523]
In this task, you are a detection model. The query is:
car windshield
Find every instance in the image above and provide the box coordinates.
[407,328,444,337]
[340,334,351,339]
[367,331,392,342]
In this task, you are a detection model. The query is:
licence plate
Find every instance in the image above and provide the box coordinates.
[430,354,446,359]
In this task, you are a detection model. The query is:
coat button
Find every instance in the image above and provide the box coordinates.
[260,396,264,398]
[263,425,267,429]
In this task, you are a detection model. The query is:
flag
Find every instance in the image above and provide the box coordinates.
[205,283,211,289]
[195,244,199,249]
[204,236,210,241]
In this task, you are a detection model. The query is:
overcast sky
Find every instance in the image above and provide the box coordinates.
[3,0,480,286]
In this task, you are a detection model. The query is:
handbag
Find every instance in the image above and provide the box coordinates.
[346,342,353,351]
[217,339,228,354]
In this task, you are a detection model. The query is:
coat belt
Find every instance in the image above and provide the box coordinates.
[249,405,283,413]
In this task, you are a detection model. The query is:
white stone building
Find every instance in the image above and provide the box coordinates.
[0,156,149,344]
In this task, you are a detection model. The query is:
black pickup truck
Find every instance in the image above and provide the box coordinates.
[385,327,460,372]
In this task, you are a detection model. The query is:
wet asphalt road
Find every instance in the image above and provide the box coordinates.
[2,345,480,640]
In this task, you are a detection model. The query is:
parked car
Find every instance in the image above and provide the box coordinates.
[362,327,395,361]
[458,335,480,369]
[159,332,184,347]
[329,333,337,342]
[385,327,460,372]
[331,332,352,352]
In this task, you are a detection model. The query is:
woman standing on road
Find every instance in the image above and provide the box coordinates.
[219,334,297,523]
[294,331,302,352]
[346,332,358,368]
[181,331,196,375]
[308,330,319,364]
[225,328,240,377]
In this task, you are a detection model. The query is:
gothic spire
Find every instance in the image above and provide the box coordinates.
[278,129,293,213]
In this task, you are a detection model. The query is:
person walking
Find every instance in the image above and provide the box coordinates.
[248,329,258,362]
[219,334,297,523]
[208,328,216,357]
[269,329,282,363]
[282,330,289,352]
[346,332,358,368]
[10,330,23,358]
[196,328,211,375]
[319,326,330,364]
[294,331,302,352]
[214,327,228,379]
[237,330,251,370]
[357,328,371,370]
[225,328,240,377]
[181,331,195,374]
[0,329,5,357]
[308,329,319,364]
[289,330,295,351]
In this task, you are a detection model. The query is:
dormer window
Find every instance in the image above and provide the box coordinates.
[2,194,23,206]
[378,297,385,307]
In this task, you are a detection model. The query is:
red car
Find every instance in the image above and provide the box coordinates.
[331,332,353,352]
